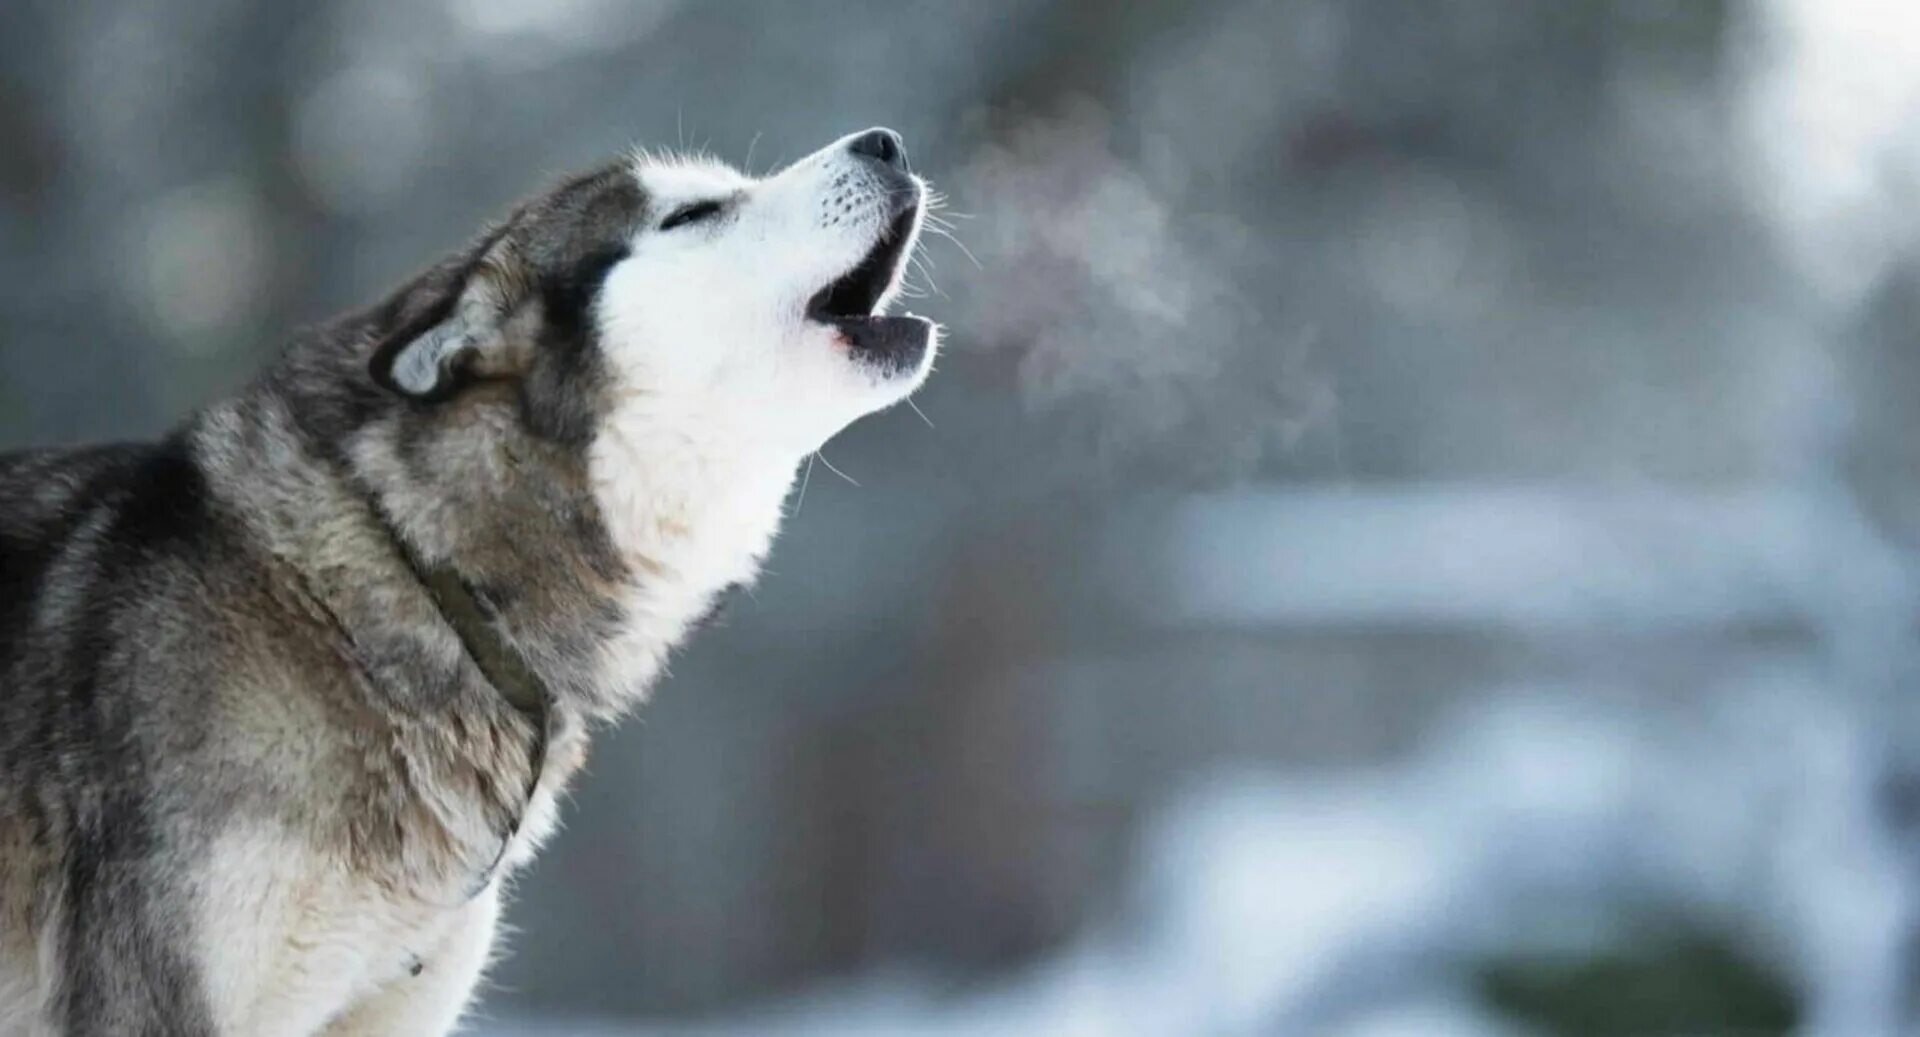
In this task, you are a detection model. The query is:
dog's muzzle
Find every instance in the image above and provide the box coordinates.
[805,128,932,377]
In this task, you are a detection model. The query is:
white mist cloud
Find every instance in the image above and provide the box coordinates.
[951,99,1330,481]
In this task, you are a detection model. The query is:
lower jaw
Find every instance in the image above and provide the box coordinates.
[822,313,934,373]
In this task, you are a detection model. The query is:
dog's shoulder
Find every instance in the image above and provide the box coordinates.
[0,436,228,665]
[0,438,215,554]
[0,442,148,551]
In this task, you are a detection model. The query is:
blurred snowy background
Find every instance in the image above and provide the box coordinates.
[4,1,1920,1034]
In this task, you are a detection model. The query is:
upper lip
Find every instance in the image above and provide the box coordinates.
[806,193,921,323]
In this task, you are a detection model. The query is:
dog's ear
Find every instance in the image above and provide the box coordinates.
[369,243,532,401]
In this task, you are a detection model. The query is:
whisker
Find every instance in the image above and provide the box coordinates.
[744,131,763,174]
[925,225,984,270]
[793,454,816,515]
[913,255,944,291]
[906,253,946,299]
[815,452,860,487]
[906,397,936,429]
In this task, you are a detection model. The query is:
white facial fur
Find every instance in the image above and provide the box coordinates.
[581,131,938,707]
[597,131,936,453]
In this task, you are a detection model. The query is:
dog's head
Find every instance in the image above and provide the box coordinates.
[363,128,936,459]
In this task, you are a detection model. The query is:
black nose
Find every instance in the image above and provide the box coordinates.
[848,128,908,173]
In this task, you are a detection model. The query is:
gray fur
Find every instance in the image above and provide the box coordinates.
[0,160,700,1035]
[0,125,936,1034]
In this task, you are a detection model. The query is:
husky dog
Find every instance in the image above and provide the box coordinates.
[0,128,937,1036]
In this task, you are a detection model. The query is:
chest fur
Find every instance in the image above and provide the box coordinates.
[193,825,496,1036]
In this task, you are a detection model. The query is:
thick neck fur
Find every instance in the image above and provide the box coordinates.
[231,336,797,726]
[187,333,797,889]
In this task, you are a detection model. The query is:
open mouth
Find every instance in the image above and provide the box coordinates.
[805,202,933,372]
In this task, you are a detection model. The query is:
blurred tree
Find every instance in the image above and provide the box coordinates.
[1477,927,1799,1037]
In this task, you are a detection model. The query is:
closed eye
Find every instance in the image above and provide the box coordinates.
[659,200,725,231]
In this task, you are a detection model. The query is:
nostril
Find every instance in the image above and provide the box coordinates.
[849,128,907,172]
